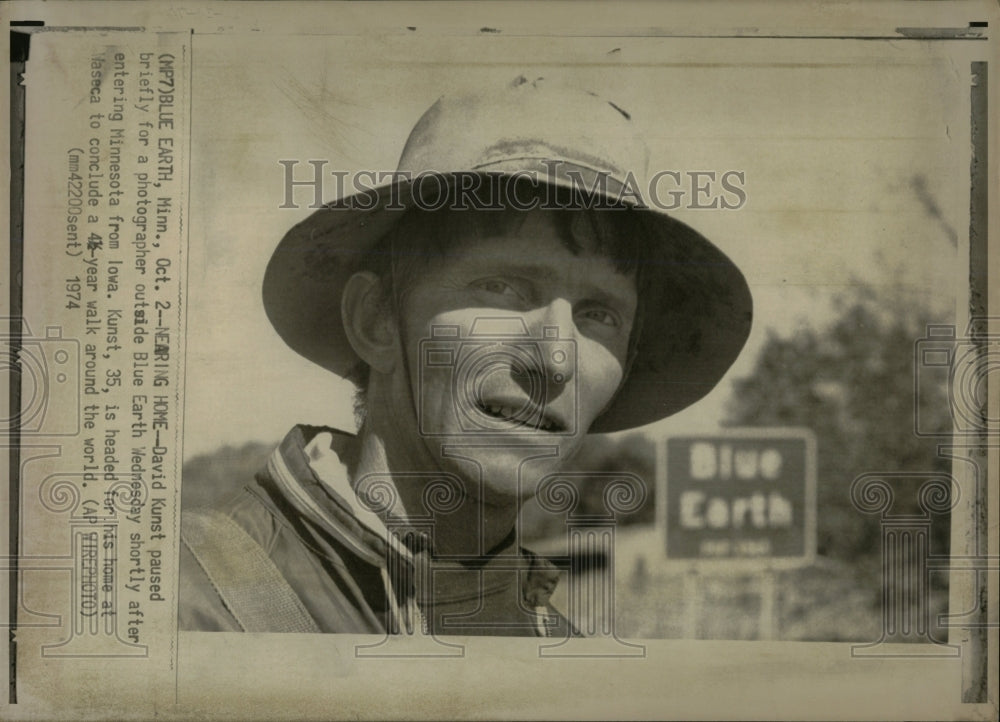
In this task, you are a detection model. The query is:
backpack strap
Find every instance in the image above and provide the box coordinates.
[181,509,320,633]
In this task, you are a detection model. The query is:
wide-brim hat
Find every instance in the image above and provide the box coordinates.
[263,75,752,433]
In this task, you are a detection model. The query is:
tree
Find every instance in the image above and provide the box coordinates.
[181,440,274,510]
[724,283,953,565]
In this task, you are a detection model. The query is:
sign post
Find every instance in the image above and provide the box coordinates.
[659,428,817,639]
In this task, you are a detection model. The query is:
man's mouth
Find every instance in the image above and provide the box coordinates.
[474,400,564,432]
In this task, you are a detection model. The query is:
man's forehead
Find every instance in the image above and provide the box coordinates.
[449,253,634,286]
[425,226,640,312]
[408,207,638,269]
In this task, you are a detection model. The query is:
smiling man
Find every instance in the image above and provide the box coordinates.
[178,76,753,636]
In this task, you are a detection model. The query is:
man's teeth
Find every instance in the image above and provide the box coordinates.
[482,403,557,431]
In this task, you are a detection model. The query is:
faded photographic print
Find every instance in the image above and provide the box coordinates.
[3,2,996,720]
[176,36,967,649]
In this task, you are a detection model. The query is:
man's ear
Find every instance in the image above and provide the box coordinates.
[341,271,398,375]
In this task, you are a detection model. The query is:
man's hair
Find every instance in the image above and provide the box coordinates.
[347,178,658,426]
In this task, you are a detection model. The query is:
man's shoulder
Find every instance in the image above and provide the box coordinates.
[177,482,282,631]
[183,423,357,548]
[177,431,298,633]
[199,478,283,544]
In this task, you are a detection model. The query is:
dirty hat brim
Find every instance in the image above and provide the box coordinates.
[262,78,752,433]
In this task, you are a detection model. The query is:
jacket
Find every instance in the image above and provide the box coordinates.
[178,425,573,637]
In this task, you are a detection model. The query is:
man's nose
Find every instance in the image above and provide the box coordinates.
[511,299,577,393]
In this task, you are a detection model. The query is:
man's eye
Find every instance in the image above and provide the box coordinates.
[474,279,519,297]
[579,308,619,327]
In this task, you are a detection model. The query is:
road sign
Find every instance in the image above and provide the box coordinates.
[658,428,816,568]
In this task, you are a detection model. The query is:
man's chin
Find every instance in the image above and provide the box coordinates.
[430,442,572,505]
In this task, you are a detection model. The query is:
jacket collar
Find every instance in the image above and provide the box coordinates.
[261,424,561,608]
[263,424,395,568]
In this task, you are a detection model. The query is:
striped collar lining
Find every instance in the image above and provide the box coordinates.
[265,426,413,569]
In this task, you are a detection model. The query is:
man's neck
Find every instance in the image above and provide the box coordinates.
[349,421,519,558]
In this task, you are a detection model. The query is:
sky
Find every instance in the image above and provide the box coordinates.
[180,34,968,458]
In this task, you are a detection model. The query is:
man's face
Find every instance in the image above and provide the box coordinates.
[386,210,638,505]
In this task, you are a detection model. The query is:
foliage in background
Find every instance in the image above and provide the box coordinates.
[724,283,953,566]
[181,440,272,510]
